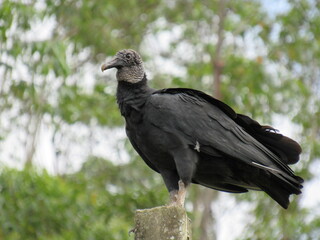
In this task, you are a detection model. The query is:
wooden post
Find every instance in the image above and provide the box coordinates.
[134,205,192,240]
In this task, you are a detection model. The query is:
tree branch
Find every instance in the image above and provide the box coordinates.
[212,0,228,100]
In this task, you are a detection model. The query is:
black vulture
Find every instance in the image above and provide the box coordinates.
[101,49,303,209]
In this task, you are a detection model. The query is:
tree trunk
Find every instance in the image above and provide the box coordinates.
[212,0,228,101]
[194,189,218,240]
[134,205,191,240]
[194,1,228,240]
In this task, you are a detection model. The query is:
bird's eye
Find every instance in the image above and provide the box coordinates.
[125,53,131,59]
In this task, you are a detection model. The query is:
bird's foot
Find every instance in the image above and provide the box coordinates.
[168,180,186,207]
[169,190,179,205]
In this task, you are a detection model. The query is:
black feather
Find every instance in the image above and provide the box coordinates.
[107,50,303,209]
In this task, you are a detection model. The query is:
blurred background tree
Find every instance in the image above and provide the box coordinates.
[0,0,319,239]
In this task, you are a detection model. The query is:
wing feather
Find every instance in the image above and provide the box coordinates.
[148,90,298,182]
[157,88,301,165]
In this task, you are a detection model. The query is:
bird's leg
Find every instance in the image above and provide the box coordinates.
[176,180,187,206]
[169,190,179,204]
[161,168,190,207]
[169,148,196,207]
[168,180,187,207]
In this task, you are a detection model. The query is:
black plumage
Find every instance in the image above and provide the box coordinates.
[101,49,303,209]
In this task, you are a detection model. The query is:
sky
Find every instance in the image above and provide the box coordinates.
[261,0,291,17]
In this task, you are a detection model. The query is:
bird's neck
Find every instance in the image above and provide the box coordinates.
[116,65,145,83]
[116,74,155,116]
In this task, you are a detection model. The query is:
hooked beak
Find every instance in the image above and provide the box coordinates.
[101,57,123,72]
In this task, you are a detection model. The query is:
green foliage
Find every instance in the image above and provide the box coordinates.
[57,84,121,125]
[236,191,316,240]
[48,0,163,57]
[0,159,167,240]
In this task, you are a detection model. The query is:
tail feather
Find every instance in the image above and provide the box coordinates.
[259,184,291,209]
[256,170,303,209]
[236,114,302,164]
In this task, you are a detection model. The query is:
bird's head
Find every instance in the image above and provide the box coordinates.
[101,49,145,83]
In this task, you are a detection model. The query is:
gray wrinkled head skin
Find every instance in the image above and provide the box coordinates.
[101,49,145,84]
